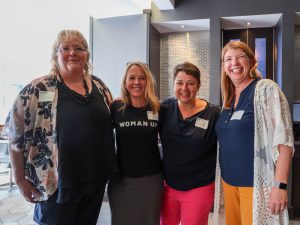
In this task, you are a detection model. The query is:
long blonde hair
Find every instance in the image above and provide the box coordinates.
[120,62,160,113]
[221,41,261,109]
[50,30,92,77]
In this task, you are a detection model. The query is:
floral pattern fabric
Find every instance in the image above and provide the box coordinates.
[3,74,113,201]
[212,79,294,225]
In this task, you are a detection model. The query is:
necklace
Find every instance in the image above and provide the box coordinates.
[58,74,89,105]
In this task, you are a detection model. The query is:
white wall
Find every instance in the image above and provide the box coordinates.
[0,0,143,123]
[92,14,149,97]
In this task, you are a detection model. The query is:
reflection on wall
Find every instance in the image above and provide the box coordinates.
[255,38,267,78]
[160,31,210,100]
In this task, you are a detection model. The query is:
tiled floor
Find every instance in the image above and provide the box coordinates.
[0,169,300,225]
[0,166,111,225]
[0,185,111,225]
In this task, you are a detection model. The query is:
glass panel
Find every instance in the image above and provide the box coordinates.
[255,38,266,78]
[0,81,24,124]
[294,104,300,122]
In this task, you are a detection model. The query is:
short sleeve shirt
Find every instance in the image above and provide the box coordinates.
[111,101,161,178]
[160,98,220,190]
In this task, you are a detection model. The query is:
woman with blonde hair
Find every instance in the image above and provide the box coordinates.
[4,29,118,225]
[108,61,163,225]
[213,41,294,225]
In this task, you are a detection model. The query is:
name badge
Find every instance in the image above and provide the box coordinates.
[230,110,245,120]
[39,91,55,102]
[195,118,209,129]
[147,111,159,121]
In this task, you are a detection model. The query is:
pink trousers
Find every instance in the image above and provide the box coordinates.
[160,182,214,225]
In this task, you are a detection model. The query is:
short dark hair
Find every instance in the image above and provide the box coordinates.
[173,62,201,86]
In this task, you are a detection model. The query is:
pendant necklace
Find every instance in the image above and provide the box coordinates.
[58,73,89,104]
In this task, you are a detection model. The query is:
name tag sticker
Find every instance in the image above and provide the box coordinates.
[39,91,55,102]
[230,110,245,120]
[195,118,209,129]
[147,111,159,121]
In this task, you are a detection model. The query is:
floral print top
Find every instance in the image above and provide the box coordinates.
[3,74,113,201]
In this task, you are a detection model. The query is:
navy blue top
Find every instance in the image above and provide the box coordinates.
[216,79,258,187]
[160,98,220,191]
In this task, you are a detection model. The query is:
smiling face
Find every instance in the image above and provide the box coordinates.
[223,48,253,86]
[56,37,88,76]
[174,71,200,104]
[125,65,147,101]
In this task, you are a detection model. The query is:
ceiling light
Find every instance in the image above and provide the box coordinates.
[181,25,185,28]
[246,22,252,26]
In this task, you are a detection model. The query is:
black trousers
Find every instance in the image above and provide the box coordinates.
[33,180,107,225]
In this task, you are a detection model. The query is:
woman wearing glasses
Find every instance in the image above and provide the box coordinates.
[213,41,294,225]
[108,61,163,225]
[4,30,118,225]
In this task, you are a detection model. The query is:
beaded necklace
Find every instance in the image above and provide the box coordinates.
[58,73,89,104]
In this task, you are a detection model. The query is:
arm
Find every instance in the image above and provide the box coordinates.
[259,81,294,214]
[269,144,293,214]
[10,149,40,203]
[5,83,41,202]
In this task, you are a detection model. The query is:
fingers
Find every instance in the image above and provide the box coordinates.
[270,202,276,214]
[24,192,40,203]
[31,191,41,202]
[275,203,282,214]
[18,180,41,203]
[277,203,286,214]
[26,189,42,203]
[269,201,287,214]
[24,193,36,203]
[269,187,288,214]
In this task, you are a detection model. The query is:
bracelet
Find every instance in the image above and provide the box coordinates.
[273,180,287,190]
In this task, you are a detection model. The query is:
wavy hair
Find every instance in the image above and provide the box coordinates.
[221,41,261,109]
[120,62,160,113]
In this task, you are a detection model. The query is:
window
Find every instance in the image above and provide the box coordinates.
[255,38,267,78]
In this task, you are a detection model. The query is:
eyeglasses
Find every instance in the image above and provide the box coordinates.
[58,46,87,54]
[224,54,249,63]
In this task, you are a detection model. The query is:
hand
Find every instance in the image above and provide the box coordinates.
[16,179,41,203]
[113,97,122,102]
[269,186,288,214]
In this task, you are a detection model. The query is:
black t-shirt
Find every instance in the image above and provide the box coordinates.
[111,101,162,178]
[57,81,118,189]
[160,98,220,191]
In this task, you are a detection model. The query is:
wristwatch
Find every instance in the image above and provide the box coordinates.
[273,180,287,190]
